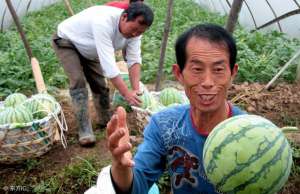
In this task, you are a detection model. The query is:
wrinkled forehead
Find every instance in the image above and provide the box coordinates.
[188,36,229,53]
[186,37,230,59]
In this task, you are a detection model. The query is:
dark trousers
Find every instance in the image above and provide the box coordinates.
[52,33,110,112]
[51,33,109,94]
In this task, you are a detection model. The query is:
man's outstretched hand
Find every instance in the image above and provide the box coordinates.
[107,106,134,168]
[124,90,142,107]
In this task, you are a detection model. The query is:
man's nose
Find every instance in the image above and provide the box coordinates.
[201,72,214,88]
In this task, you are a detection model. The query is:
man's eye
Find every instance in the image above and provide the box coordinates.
[214,68,224,72]
[192,67,203,72]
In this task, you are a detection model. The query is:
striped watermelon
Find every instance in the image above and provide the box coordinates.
[111,79,132,111]
[148,102,164,113]
[112,91,132,112]
[0,106,5,113]
[140,92,155,109]
[140,92,165,113]
[159,87,184,106]
[23,93,57,119]
[32,93,56,102]
[0,106,33,125]
[203,115,293,194]
[4,93,27,107]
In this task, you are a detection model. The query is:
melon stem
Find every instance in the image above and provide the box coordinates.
[280,126,299,133]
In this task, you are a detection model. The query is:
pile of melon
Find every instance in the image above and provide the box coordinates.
[113,86,189,113]
[138,87,188,113]
[0,92,59,126]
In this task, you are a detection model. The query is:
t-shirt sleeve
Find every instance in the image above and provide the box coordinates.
[232,105,247,116]
[92,18,120,78]
[125,36,142,68]
[131,116,166,194]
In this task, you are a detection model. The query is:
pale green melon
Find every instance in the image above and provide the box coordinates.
[32,93,56,102]
[148,102,165,113]
[23,93,58,119]
[4,93,27,107]
[140,92,157,109]
[159,87,184,106]
[0,106,5,113]
[0,106,33,125]
[112,92,131,112]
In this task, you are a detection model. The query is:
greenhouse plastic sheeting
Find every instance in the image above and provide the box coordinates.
[0,0,61,31]
[194,0,300,38]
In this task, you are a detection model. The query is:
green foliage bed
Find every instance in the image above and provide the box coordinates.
[0,0,299,99]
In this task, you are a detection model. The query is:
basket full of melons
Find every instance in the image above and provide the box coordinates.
[112,86,189,133]
[0,92,65,164]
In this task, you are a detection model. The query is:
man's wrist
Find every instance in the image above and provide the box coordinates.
[110,167,133,194]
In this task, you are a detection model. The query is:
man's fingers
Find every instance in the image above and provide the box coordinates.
[107,114,118,137]
[108,128,126,150]
[111,142,132,156]
[132,95,142,105]
[113,143,135,167]
[129,96,142,107]
[135,95,142,103]
[121,156,135,167]
[117,106,127,128]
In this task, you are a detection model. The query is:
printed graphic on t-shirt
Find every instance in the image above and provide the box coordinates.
[152,106,225,194]
[168,146,199,188]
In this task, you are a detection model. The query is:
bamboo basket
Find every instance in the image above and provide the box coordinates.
[0,101,61,164]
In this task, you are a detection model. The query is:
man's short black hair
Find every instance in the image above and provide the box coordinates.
[130,0,144,3]
[175,23,237,72]
[123,2,153,27]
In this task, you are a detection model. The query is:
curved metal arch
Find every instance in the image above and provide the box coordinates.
[26,0,32,13]
[209,0,218,13]
[1,7,7,32]
[265,0,282,32]
[219,0,228,14]
[15,0,22,13]
[243,0,258,29]
[254,9,300,31]
[292,0,300,8]
[225,0,231,8]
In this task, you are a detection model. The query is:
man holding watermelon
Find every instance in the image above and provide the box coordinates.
[52,2,153,146]
[98,23,247,194]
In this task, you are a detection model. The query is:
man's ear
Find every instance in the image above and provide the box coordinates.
[172,64,184,85]
[230,63,238,83]
[121,13,128,21]
[231,63,238,78]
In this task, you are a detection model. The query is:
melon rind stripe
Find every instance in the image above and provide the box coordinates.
[12,96,16,106]
[203,115,276,162]
[16,108,22,122]
[214,132,283,188]
[265,141,292,194]
[205,122,277,174]
[23,108,32,122]
[204,116,249,159]
[19,108,27,122]
[225,137,289,193]
[217,134,286,192]
[11,109,17,123]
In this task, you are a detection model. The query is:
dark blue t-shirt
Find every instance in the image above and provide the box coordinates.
[131,104,246,194]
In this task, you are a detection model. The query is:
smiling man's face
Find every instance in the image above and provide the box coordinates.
[119,14,148,38]
[174,37,238,114]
